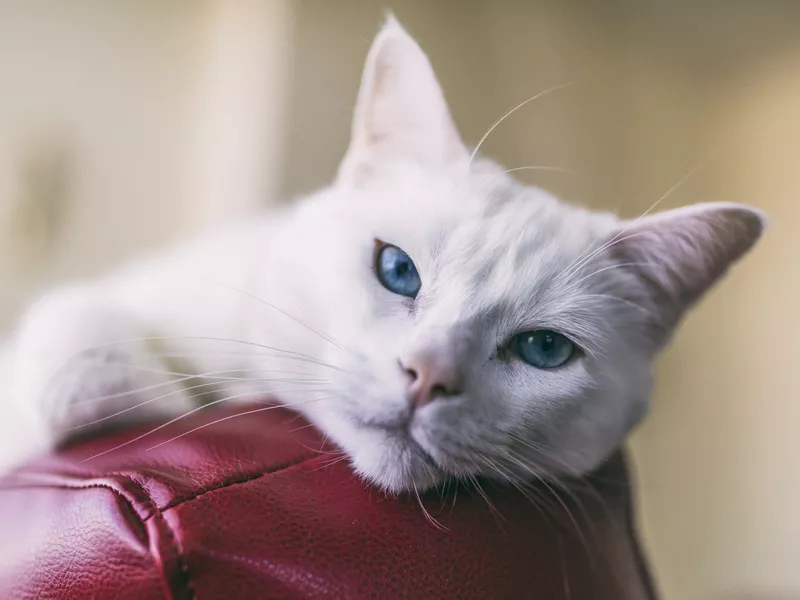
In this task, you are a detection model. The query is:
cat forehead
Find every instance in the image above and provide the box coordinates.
[449,190,588,255]
[428,195,602,297]
[361,160,604,240]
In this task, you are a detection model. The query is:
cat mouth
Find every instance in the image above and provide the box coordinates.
[359,419,441,470]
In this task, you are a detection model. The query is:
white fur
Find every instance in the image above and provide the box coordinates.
[0,17,765,493]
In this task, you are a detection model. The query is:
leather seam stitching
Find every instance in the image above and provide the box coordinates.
[0,453,325,512]
[117,474,196,600]
[158,454,326,514]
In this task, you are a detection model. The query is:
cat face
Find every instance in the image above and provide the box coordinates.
[292,16,765,494]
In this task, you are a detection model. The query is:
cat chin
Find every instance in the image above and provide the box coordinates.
[303,408,445,494]
[352,440,444,496]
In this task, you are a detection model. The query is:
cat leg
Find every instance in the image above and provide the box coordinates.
[2,287,197,469]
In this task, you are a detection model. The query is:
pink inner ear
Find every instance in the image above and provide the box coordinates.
[608,202,765,329]
[337,15,467,188]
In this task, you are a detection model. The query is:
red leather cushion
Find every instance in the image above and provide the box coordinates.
[0,404,656,599]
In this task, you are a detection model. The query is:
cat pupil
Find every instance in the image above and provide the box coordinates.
[541,334,554,352]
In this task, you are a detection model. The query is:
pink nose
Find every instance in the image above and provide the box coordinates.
[400,349,461,410]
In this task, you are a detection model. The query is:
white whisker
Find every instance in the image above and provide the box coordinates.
[580,294,653,315]
[145,396,340,452]
[467,82,577,170]
[80,393,334,462]
[570,261,653,287]
[558,154,711,282]
[195,275,352,354]
[70,369,328,407]
[65,335,343,371]
[310,454,349,473]
[467,474,505,526]
[559,232,650,283]
[503,451,590,551]
[412,480,449,532]
[476,165,577,194]
[69,380,332,430]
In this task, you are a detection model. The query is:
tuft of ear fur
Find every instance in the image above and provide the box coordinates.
[337,14,467,187]
[609,202,766,343]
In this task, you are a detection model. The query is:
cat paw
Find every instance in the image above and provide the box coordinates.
[7,288,192,445]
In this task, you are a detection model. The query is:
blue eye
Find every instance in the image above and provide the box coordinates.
[376,244,421,298]
[513,330,575,369]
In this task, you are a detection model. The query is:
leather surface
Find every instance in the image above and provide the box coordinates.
[0,404,657,599]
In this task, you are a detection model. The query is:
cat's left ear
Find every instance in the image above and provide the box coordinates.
[608,202,766,345]
[337,15,468,187]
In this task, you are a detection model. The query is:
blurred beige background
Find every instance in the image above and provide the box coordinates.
[0,2,798,598]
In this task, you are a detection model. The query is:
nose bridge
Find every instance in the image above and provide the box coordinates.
[405,319,470,366]
[410,284,478,352]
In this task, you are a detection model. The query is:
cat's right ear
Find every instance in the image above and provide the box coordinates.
[608,202,766,347]
[337,15,468,187]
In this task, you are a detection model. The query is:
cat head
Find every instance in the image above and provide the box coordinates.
[292,16,765,493]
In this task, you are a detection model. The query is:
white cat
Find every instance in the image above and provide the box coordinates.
[0,17,764,494]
